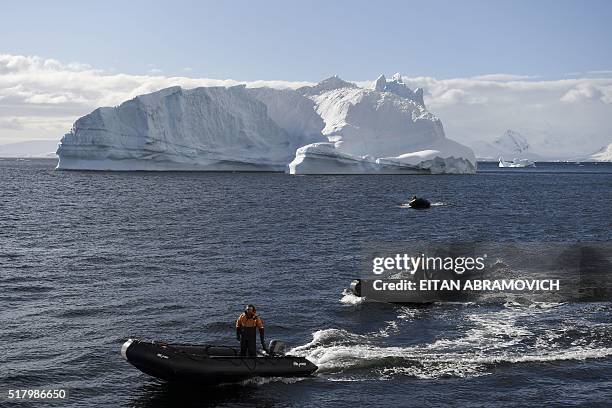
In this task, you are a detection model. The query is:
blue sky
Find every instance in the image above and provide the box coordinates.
[3,0,612,81]
[1,0,611,153]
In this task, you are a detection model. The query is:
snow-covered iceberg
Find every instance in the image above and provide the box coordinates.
[57,74,476,174]
[288,74,476,174]
[57,85,322,171]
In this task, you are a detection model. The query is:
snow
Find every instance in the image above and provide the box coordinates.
[289,75,475,174]
[57,74,476,174]
[372,73,425,106]
[288,141,474,175]
[498,157,536,168]
[246,87,325,148]
[288,142,387,174]
[57,85,310,171]
[585,143,612,162]
[495,130,529,153]
[471,130,543,161]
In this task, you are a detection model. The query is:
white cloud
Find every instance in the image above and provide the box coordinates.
[0,117,24,130]
[427,88,488,106]
[398,74,612,156]
[587,70,612,76]
[468,74,538,81]
[560,83,610,103]
[0,53,610,156]
[0,53,313,143]
[0,54,311,110]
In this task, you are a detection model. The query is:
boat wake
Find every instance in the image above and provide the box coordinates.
[398,202,445,209]
[291,302,612,380]
[236,376,309,387]
[339,289,365,305]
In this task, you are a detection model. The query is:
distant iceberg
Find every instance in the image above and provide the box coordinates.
[57,74,476,174]
[498,157,536,168]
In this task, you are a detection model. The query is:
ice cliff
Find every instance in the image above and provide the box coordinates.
[57,75,476,174]
[57,85,321,171]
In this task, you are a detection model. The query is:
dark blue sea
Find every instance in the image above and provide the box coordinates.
[2,159,611,407]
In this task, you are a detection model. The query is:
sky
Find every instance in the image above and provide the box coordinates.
[1,0,611,155]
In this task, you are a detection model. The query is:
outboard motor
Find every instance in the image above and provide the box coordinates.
[349,279,362,297]
[268,340,286,357]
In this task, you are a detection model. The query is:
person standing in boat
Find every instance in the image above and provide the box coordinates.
[236,304,266,357]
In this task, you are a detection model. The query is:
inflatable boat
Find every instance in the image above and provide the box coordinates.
[409,197,431,209]
[121,338,317,384]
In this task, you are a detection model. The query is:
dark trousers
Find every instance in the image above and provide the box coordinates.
[240,329,257,357]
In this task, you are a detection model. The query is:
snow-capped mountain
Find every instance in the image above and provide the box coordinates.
[57,75,476,174]
[584,143,612,162]
[493,130,529,153]
[471,130,543,161]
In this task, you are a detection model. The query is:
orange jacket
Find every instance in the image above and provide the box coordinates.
[236,313,264,329]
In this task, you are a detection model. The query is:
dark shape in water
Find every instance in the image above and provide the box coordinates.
[121,339,317,385]
[409,196,431,209]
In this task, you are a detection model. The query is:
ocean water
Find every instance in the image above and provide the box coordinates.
[1,159,611,407]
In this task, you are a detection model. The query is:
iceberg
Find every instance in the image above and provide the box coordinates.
[498,157,536,168]
[57,74,476,174]
[57,85,318,171]
[288,74,476,174]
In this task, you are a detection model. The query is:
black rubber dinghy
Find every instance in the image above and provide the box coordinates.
[409,197,431,209]
[121,339,317,384]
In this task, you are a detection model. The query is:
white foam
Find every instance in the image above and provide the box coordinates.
[376,321,399,338]
[291,304,612,380]
[326,377,368,382]
[339,290,364,305]
[396,306,421,320]
[398,201,445,209]
[237,376,308,387]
